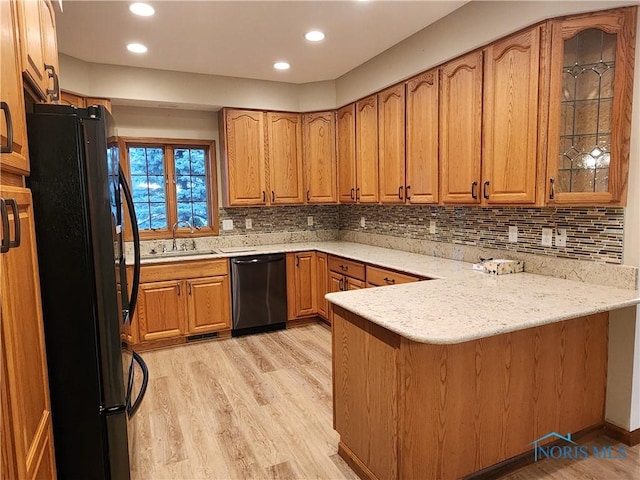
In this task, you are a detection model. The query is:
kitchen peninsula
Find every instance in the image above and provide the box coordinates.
[325,248,640,480]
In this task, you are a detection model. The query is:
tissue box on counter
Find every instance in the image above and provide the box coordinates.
[482,259,524,275]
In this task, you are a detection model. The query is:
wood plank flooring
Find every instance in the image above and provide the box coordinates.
[129,323,640,480]
[128,324,359,480]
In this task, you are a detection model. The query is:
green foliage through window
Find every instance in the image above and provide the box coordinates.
[175,148,209,227]
[129,147,167,230]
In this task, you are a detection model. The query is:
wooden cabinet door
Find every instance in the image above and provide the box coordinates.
[40,0,58,103]
[337,104,357,203]
[222,109,267,206]
[1,0,29,175]
[303,112,336,203]
[483,26,542,205]
[316,252,329,320]
[346,277,366,290]
[378,85,406,204]
[329,271,344,294]
[406,69,439,204]
[137,281,186,341]
[267,112,304,204]
[59,91,85,108]
[18,0,47,100]
[546,8,636,205]
[440,51,483,204]
[356,95,379,203]
[0,187,56,479]
[85,97,112,113]
[187,275,231,334]
[286,252,317,319]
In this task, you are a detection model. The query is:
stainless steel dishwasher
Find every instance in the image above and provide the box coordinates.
[230,253,287,337]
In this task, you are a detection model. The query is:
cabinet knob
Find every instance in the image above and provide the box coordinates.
[383,277,395,284]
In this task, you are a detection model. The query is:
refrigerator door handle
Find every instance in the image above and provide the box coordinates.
[127,351,149,417]
[119,166,141,322]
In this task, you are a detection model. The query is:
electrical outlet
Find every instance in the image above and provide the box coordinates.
[429,220,436,234]
[360,217,366,228]
[541,228,553,247]
[222,219,234,231]
[245,218,252,230]
[556,228,567,247]
[508,225,518,243]
[307,216,314,226]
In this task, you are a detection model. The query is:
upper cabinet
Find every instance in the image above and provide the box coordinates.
[267,112,304,204]
[1,0,30,175]
[378,85,406,204]
[18,0,59,102]
[220,109,267,206]
[405,69,439,204]
[303,112,337,204]
[546,7,636,205]
[482,25,544,205]
[356,95,379,203]
[440,51,484,204]
[337,104,357,203]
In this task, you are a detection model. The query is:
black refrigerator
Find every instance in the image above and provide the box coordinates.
[26,104,147,480]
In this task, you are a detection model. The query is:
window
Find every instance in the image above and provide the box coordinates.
[121,138,218,239]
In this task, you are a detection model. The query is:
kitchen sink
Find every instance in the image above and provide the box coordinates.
[141,248,220,259]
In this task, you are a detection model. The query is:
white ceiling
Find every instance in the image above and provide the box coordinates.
[55,1,468,84]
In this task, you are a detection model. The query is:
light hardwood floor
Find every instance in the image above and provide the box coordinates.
[129,324,640,480]
[128,324,358,480]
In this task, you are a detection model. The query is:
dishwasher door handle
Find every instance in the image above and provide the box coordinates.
[232,256,282,265]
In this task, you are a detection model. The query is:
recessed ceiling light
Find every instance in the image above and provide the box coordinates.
[274,62,290,71]
[129,2,155,16]
[305,30,325,42]
[127,43,148,54]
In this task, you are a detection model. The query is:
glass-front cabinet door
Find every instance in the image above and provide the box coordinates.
[546,8,636,205]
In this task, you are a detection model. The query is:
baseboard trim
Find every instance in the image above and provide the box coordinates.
[604,422,640,447]
[338,442,378,480]
[463,423,605,480]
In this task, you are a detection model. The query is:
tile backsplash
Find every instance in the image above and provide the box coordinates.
[339,205,625,264]
[218,205,339,235]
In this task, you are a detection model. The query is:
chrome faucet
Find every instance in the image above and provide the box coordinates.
[171,220,194,251]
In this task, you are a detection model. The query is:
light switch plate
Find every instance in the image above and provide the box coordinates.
[429,220,436,234]
[556,228,567,247]
[222,219,234,231]
[541,228,553,246]
[508,225,518,243]
[307,216,314,226]
[245,218,252,230]
[360,217,366,228]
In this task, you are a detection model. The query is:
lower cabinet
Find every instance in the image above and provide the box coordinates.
[130,259,232,347]
[328,256,367,303]
[286,251,318,320]
[366,265,421,288]
[316,252,329,320]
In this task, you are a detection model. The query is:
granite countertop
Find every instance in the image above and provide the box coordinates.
[131,241,640,345]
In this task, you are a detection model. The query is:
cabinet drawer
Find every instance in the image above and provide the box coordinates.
[366,265,420,287]
[140,258,229,283]
[328,256,365,281]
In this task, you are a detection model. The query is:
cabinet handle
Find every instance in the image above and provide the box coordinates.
[262,190,266,203]
[0,102,13,154]
[350,188,355,200]
[6,199,20,249]
[483,180,490,200]
[177,283,181,296]
[296,255,300,267]
[306,190,310,202]
[340,264,348,271]
[383,277,396,285]
[398,186,403,200]
[549,177,555,200]
[187,282,192,295]
[471,181,478,200]
[405,185,411,201]
[356,187,360,201]
[271,190,275,202]
[44,64,60,101]
[339,278,344,291]
[0,199,9,254]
